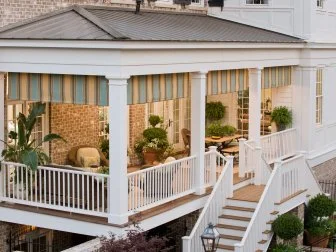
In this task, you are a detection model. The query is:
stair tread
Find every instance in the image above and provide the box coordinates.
[219,214,251,222]
[217,244,234,250]
[266,220,274,225]
[223,205,255,212]
[270,211,279,215]
[256,250,263,252]
[219,234,242,241]
[216,224,246,231]
[258,239,268,244]
[262,230,272,234]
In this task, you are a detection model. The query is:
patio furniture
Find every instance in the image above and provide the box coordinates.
[68,145,109,168]
[222,145,239,156]
[181,128,191,155]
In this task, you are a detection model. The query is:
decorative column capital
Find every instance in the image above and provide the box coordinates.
[105,75,130,86]
[191,71,208,79]
[248,67,263,75]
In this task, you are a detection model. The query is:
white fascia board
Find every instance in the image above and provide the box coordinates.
[0,39,305,50]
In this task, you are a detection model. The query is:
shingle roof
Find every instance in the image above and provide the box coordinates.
[0,5,302,43]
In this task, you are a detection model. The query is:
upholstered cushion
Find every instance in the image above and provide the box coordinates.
[81,156,100,168]
[77,148,100,167]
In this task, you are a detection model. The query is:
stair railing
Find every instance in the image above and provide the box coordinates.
[182,152,234,252]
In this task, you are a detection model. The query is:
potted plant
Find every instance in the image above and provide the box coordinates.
[206,123,237,139]
[206,101,225,124]
[272,244,300,252]
[1,103,65,196]
[272,213,304,246]
[134,115,173,165]
[271,106,292,131]
[305,194,336,248]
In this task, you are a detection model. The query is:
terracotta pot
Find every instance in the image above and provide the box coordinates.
[143,150,158,164]
[305,230,330,248]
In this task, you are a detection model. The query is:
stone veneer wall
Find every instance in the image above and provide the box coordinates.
[312,157,336,181]
[0,0,206,28]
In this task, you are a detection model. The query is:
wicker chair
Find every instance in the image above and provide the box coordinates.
[181,128,191,156]
[68,145,109,168]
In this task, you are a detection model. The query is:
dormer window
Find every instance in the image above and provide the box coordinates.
[317,0,324,8]
[246,0,269,4]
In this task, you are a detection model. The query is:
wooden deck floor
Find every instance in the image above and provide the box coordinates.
[231,185,265,202]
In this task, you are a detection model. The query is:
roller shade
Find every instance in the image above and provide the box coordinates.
[7,72,190,106]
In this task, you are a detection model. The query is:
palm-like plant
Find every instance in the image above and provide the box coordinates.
[1,103,65,171]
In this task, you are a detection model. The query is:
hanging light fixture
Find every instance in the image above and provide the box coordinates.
[201,223,220,252]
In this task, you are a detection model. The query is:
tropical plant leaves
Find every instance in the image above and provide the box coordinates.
[8,131,17,140]
[21,150,38,171]
[43,133,66,143]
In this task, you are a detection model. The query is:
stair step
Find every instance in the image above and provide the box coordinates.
[270,211,279,215]
[219,215,251,222]
[226,199,258,209]
[223,206,255,212]
[219,234,242,241]
[258,239,268,244]
[256,250,263,252]
[266,220,274,225]
[262,230,272,234]
[216,224,246,231]
[217,244,234,251]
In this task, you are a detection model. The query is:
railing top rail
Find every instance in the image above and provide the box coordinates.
[244,141,255,150]
[1,161,109,178]
[261,154,273,173]
[237,161,280,247]
[184,154,231,240]
[127,155,197,176]
[260,128,296,140]
[281,154,304,165]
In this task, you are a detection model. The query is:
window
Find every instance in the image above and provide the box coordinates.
[191,0,201,3]
[317,0,324,8]
[246,0,269,4]
[99,107,109,141]
[316,69,323,125]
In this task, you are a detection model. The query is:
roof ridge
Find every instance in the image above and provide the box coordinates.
[0,6,75,33]
[72,5,128,40]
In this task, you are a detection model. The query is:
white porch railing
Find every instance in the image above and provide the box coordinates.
[260,128,297,164]
[0,162,109,217]
[239,139,256,179]
[234,154,320,252]
[127,156,196,213]
[182,153,233,252]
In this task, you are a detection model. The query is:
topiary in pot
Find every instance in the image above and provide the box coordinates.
[305,194,336,247]
[223,125,237,136]
[206,102,225,123]
[272,213,304,241]
[206,123,226,138]
[271,106,292,131]
[271,244,300,252]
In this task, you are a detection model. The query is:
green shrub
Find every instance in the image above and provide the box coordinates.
[223,125,237,136]
[100,139,109,158]
[272,213,303,241]
[271,106,292,130]
[206,102,225,122]
[307,194,336,218]
[307,219,335,236]
[148,115,162,127]
[143,128,167,142]
[206,123,226,137]
[272,244,300,252]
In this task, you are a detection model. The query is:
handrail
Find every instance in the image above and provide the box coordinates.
[182,153,233,252]
[260,128,296,139]
[261,154,273,173]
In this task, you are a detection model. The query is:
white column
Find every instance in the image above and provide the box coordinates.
[209,146,218,186]
[191,71,207,195]
[248,68,262,144]
[238,138,246,178]
[292,66,316,153]
[106,75,129,225]
[0,73,5,199]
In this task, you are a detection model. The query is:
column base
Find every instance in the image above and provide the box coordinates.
[108,213,129,225]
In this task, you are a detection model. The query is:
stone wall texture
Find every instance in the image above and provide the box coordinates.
[313,157,336,181]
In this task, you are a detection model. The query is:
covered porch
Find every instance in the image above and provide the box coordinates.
[0,5,304,233]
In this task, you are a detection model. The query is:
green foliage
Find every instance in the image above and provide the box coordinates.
[306,219,336,236]
[307,194,336,218]
[1,103,65,171]
[272,213,304,241]
[97,166,109,175]
[143,128,167,142]
[206,123,237,137]
[100,139,109,158]
[206,102,225,122]
[148,115,162,128]
[272,244,300,252]
[271,106,292,130]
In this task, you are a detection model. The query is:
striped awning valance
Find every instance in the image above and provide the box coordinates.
[262,66,292,89]
[206,69,249,96]
[7,72,190,106]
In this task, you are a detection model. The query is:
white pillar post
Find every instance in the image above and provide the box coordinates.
[209,146,218,185]
[106,75,129,225]
[227,155,234,198]
[292,66,316,153]
[238,138,246,178]
[0,73,5,199]
[248,68,262,145]
[191,71,207,195]
[254,147,262,186]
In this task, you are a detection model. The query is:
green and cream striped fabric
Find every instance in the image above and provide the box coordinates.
[7,67,292,105]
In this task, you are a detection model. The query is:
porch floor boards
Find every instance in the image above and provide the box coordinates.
[230,185,265,202]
